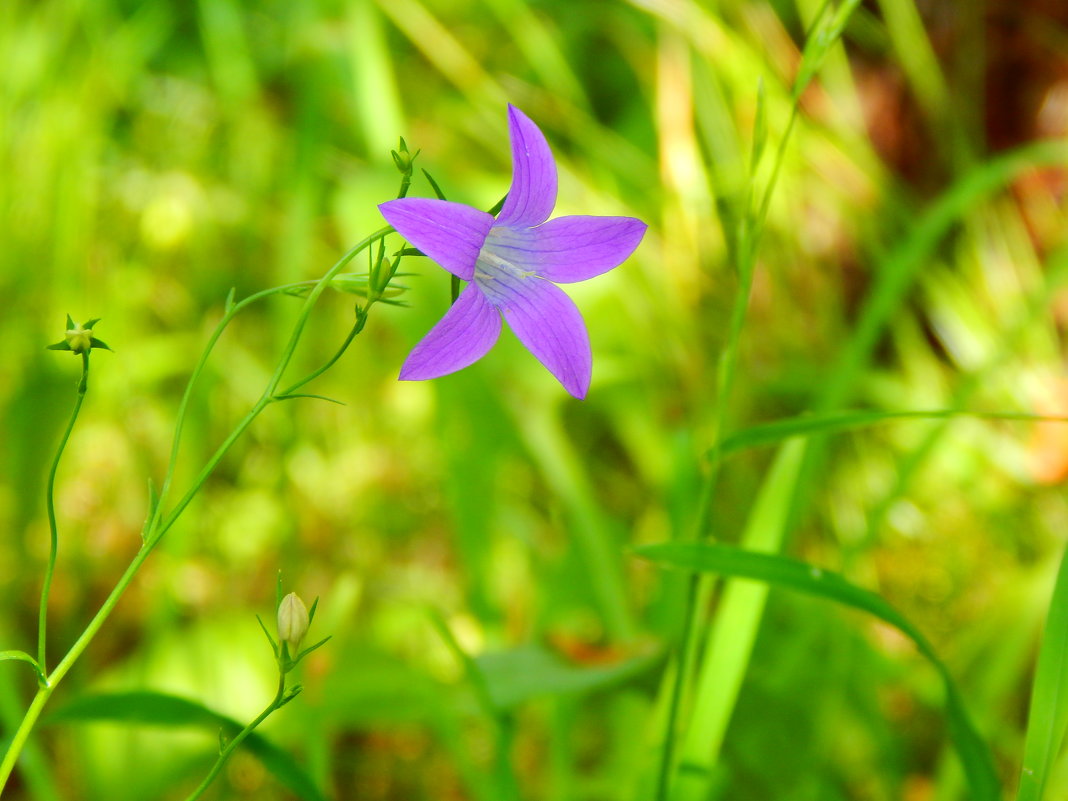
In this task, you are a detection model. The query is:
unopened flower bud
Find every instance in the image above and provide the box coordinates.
[277,592,309,651]
[390,137,419,174]
[67,324,94,353]
[47,315,111,354]
[370,255,392,295]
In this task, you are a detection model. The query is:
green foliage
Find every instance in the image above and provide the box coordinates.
[47,692,328,801]
[636,541,1000,800]
[1019,548,1068,801]
[2,0,1067,799]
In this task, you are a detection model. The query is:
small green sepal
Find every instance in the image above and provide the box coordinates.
[390,137,420,174]
[48,317,112,354]
[256,614,279,659]
[421,169,447,201]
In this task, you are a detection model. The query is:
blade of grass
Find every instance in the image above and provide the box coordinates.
[636,541,1002,801]
[347,0,406,157]
[513,404,636,642]
[716,409,1068,460]
[857,244,1068,551]
[47,691,328,801]
[372,0,502,103]
[657,4,865,799]
[1018,545,1068,801]
[672,440,805,801]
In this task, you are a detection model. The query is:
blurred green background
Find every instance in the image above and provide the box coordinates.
[3,0,1068,799]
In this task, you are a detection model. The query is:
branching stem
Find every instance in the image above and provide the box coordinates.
[0,226,393,794]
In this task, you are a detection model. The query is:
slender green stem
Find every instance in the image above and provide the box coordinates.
[0,538,155,789]
[38,351,90,675]
[183,672,287,801]
[279,305,368,398]
[0,227,392,795]
[149,228,390,546]
[653,103,801,801]
[0,689,53,789]
[152,282,321,533]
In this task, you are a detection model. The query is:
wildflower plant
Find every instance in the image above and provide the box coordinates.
[0,104,645,799]
[8,3,1068,801]
[381,105,646,399]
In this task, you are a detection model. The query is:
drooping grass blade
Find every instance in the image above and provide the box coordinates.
[1018,546,1068,801]
[636,541,1002,801]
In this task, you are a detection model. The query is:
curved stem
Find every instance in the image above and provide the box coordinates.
[149,227,390,546]
[0,227,392,795]
[0,688,52,789]
[279,305,368,398]
[38,351,90,674]
[183,672,287,801]
[653,104,801,801]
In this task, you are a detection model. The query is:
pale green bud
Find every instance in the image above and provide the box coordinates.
[47,316,111,354]
[65,323,94,354]
[277,592,309,652]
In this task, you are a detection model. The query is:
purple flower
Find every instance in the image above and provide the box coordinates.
[379,105,647,399]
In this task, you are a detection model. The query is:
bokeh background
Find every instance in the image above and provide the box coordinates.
[3,0,1068,799]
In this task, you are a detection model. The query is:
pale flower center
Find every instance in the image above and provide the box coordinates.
[473,227,538,306]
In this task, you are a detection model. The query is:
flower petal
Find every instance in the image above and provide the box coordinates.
[495,105,558,229]
[400,284,502,381]
[498,278,592,399]
[379,198,494,280]
[484,215,647,283]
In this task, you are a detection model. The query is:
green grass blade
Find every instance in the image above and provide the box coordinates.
[1018,547,1068,801]
[717,409,1068,460]
[636,542,1002,801]
[793,0,865,100]
[474,645,661,710]
[47,691,328,801]
[672,441,804,801]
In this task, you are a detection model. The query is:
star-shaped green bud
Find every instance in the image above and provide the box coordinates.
[390,136,419,175]
[47,315,112,354]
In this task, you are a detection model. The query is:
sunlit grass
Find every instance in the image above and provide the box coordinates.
[3,0,1068,799]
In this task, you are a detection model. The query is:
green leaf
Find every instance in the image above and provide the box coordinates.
[474,644,661,711]
[272,392,345,405]
[291,635,331,668]
[487,193,508,217]
[421,169,447,201]
[636,542,1002,801]
[1018,546,1068,801]
[716,409,1068,461]
[46,691,328,801]
[256,613,279,658]
[0,650,46,684]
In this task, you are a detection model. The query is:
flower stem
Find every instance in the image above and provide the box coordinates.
[183,672,288,801]
[279,304,369,398]
[38,351,90,674]
[0,227,392,794]
[652,102,801,801]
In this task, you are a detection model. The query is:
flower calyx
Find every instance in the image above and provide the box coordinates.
[47,316,112,355]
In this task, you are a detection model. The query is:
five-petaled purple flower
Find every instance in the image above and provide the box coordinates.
[379,105,647,399]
